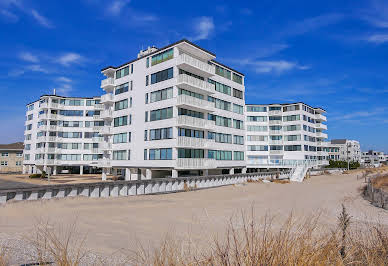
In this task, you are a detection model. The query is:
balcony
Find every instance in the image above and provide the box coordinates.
[177,74,214,95]
[93,126,103,131]
[101,142,112,151]
[177,136,207,148]
[93,114,101,119]
[92,136,103,142]
[94,104,104,110]
[100,109,113,120]
[176,158,216,169]
[316,132,328,139]
[269,120,282,125]
[269,150,283,155]
[176,94,214,112]
[101,93,114,104]
[100,127,113,136]
[39,102,49,109]
[268,110,282,116]
[48,136,57,141]
[101,77,115,91]
[99,159,111,168]
[316,114,327,122]
[177,53,215,78]
[269,140,283,145]
[316,123,327,130]
[176,115,211,129]
[49,125,57,131]
[49,114,59,120]
[269,130,283,135]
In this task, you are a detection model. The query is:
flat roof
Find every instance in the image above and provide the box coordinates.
[26,94,101,106]
[246,102,326,112]
[101,39,244,76]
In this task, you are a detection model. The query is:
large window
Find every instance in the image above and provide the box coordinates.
[60,121,82,127]
[247,116,267,122]
[57,154,81,161]
[116,66,129,79]
[115,83,129,95]
[149,127,173,140]
[178,108,204,119]
[178,148,204,158]
[59,110,83,116]
[215,98,231,111]
[208,150,232,160]
[233,119,244,129]
[178,128,204,138]
[214,115,231,127]
[247,106,267,112]
[179,88,203,99]
[151,68,173,84]
[247,135,268,141]
[284,145,302,151]
[234,151,244,160]
[234,135,244,145]
[113,150,128,160]
[114,116,128,127]
[151,48,173,66]
[283,115,300,122]
[284,125,301,131]
[58,132,82,138]
[248,145,268,151]
[113,133,128,143]
[150,107,173,121]
[215,65,231,79]
[83,154,103,161]
[214,133,232,143]
[232,73,243,84]
[283,105,300,112]
[247,125,268,132]
[208,79,231,95]
[150,87,173,103]
[149,148,172,160]
[58,143,82,149]
[115,99,128,111]
[60,99,84,106]
[233,104,244,114]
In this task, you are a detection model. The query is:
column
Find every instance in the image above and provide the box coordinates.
[80,165,84,175]
[229,168,234,175]
[146,169,152,179]
[172,169,178,178]
[43,165,47,173]
[102,168,107,181]
[22,165,27,174]
[242,167,247,174]
[53,166,57,175]
[203,169,208,176]
[125,168,130,181]
[130,168,139,180]
[140,169,146,180]
[28,165,32,174]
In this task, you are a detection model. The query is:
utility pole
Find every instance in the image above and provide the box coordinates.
[347,143,350,171]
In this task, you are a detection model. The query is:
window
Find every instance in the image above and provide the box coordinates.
[113,150,127,160]
[284,135,301,141]
[247,116,267,122]
[233,104,244,114]
[215,65,231,79]
[83,154,103,161]
[208,150,232,160]
[16,152,23,157]
[114,116,128,127]
[284,125,301,131]
[178,149,204,158]
[149,127,173,140]
[27,114,33,120]
[233,119,244,129]
[248,145,268,151]
[178,128,204,138]
[179,108,204,119]
[144,130,148,141]
[215,98,231,111]
[26,124,32,130]
[151,68,173,84]
[234,151,244,160]
[146,57,149,68]
[116,66,129,79]
[284,145,302,151]
[16,161,22,166]
[145,93,149,104]
[84,132,100,138]
[25,134,31,140]
[208,79,231,95]
[212,115,231,127]
[59,110,83,116]
[1,152,9,157]
[179,88,203,99]
[233,135,244,145]
[61,121,82,127]
[247,135,268,141]
[115,83,129,95]
[283,115,300,122]
[60,99,84,106]
[232,73,243,84]
[144,149,147,160]
[149,148,172,160]
[113,133,128,143]
[57,154,81,161]
[247,106,267,112]
[247,125,268,132]
[151,48,173,66]
[215,133,232,143]
[1,161,8,166]
[270,145,283,151]
[179,69,204,80]
[115,99,128,111]
[58,132,82,138]
[150,107,173,121]
[283,105,300,112]
[150,87,173,103]
[145,111,148,122]
[85,110,100,117]
[146,75,149,86]
[24,154,30,160]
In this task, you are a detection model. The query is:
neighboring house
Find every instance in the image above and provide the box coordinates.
[361,150,387,167]
[330,139,361,163]
[0,142,24,173]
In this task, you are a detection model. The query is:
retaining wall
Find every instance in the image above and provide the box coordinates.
[309,168,346,176]
[0,171,290,204]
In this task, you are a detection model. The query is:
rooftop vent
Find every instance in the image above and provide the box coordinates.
[137,46,158,58]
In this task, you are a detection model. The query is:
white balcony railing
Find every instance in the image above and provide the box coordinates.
[177,136,207,148]
[269,130,283,134]
[268,110,282,115]
[100,127,112,135]
[176,94,214,110]
[316,114,327,122]
[101,77,115,89]
[269,150,283,154]
[176,158,216,169]
[177,116,210,128]
[94,104,104,110]
[316,123,328,130]
[269,140,283,145]
[101,142,112,150]
[101,93,114,104]
[100,109,113,119]
[177,74,214,94]
[177,53,215,76]
[269,120,282,125]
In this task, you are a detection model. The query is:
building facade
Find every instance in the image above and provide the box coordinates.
[0,142,24,173]
[329,139,361,163]
[23,95,104,175]
[245,103,329,170]
[361,150,387,166]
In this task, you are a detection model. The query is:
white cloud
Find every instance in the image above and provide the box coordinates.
[237,59,309,74]
[0,9,18,22]
[361,0,388,28]
[55,84,73,96]
[191,17,215,41]
[31,9,54,28]
[26,64,48,73]
[366,34,388,43]
[19,52,38,63]
[57,53,82,66]
[56,76,72,83]
[107,0,130,15]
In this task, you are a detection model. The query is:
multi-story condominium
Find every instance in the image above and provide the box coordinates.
[245,102,329,170]
[326,144,341,161]
[329,139,361,163]
[23,95,104,175]
[98,39,246,180]
[0,142,24,173]
[361,150,387,166]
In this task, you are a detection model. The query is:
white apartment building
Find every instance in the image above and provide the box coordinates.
[245,103,329,170]
[98,39,246,180]
[361,150,387,167]
[23,95,104,175]
[329,139,361,163]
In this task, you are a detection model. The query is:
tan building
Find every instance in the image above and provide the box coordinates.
[0,142,24,173]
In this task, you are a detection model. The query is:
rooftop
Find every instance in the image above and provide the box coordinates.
[0,142,24,151]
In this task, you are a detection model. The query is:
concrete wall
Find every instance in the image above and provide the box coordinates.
[0,171,289,204]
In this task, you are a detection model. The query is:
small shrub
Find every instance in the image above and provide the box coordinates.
[272,179,290,184]
[29,173,42,179]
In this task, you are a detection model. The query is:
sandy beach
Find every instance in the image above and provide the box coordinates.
[0,171,387,260]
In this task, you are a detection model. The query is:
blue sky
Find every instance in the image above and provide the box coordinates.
[0,0,387,152]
